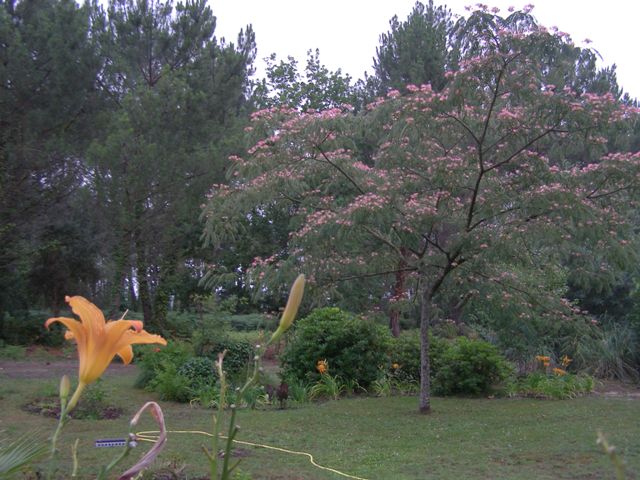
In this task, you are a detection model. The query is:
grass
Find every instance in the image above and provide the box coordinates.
[0,363,639,479]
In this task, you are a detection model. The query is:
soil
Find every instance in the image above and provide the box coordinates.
[592,379,640,398]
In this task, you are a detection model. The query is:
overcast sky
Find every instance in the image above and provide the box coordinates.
[210,0,639,99]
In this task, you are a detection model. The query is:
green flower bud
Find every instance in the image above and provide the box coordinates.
[270,274,305,343]
[59,375,71,404]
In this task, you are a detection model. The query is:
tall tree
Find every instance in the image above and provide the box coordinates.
[0,0,101,327]
[203,7,640,413]
[254,48,355,112]
[88,0,255,325]
[373,0,452,94]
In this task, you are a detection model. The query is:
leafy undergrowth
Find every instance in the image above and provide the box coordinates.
[0,363,639,479]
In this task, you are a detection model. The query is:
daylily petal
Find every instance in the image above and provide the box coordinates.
[116,345,134,365]
[66,295,106,338]
[113,330,167,354]
[105,319,144,336]
[79,354,113,384]
[45,317,85,345]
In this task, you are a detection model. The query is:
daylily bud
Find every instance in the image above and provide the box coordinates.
[270,274,305,343]
[59,375,71,403]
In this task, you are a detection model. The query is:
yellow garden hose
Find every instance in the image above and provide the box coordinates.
[135,429,369,480]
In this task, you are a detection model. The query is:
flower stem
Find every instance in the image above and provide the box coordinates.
[66,382,86,413]
[210,353,227,479]
[71,439,80,478]
[47,382,86,479]
[97,439,133,480]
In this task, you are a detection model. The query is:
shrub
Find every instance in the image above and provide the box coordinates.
[387,330,450,382]
[136,336,254,403]
[193,336,254,379]
[2,310,64,346]
[177,356,217,389]
[148,363,193,403]
[280,307,390,388]
[134,341,193,389]
[433,337,512,396]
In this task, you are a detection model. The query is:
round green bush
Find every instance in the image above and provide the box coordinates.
[177,356,217,388]
[194,335,254,379]
[432,336,512,396]
[280,307,390,388]
[388,330,449,382]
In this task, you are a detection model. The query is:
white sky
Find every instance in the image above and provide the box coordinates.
[210,0,640,99]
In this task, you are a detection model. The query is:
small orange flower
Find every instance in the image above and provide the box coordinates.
[535,355,551,362]
[552,367,567,376]
[561,355,572,367]
[543,361,550,368]
[316,359,328,375]
[392,363,401,370]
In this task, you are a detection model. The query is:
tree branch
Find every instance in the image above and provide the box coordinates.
[323,267,418,284]
[314,143,365,195]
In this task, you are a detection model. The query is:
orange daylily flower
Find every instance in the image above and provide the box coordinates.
[45,296,166,388]
[316,359,328,375]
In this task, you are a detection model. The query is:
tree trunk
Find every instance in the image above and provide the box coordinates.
[419,284,432,414]
[109,244,128,317]
[389,251,408,337]
[127,266,138,310]
[389,310,401,338]
[153,253,176,330]
[389,268,405,337]
[136,244,154,327]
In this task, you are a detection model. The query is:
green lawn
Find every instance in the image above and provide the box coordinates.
[1,363,638,479]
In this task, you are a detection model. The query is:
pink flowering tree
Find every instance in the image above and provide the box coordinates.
[203,7,640,413]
